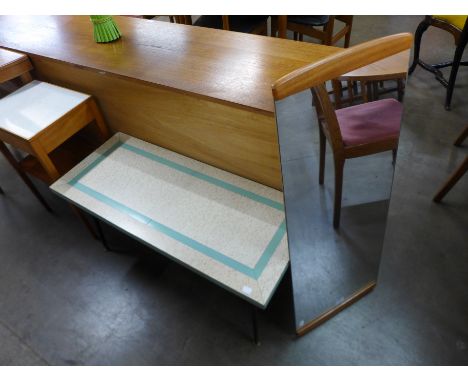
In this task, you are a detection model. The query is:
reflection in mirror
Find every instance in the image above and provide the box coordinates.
[273,36,412,334]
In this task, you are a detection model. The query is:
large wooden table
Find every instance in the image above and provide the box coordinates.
[0,16,340,190]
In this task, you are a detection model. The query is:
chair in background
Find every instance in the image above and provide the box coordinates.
[191,16,269,35]
[332,50,409,109]
[272,33,412,228]
[272,16,353,47]
[0,48,111,237]
[171,16,192,25]
[433,124,468,202]
[409,15,468,110]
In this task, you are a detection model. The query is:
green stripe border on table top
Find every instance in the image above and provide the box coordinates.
[68,138,286,279]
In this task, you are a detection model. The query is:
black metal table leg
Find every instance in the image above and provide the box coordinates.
[93,216,111,251]
[251,305,260,345]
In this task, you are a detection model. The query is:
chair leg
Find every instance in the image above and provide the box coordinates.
[433,156,468,202]
[361,81,368,103]
[333,158,345,229]
[0,185,4,194]
[444,26,468,110]
[319,128,326,184]
[454,125,468,146]
[372,81,380,100]
[270,16,278,37]
[0,141,53,212]
[409,17,431,75]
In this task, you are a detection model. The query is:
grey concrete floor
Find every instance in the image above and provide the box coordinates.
[0,16,467,365]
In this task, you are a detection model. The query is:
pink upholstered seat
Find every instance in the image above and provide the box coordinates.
[335,98,403,147]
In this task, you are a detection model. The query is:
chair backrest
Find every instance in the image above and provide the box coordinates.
[272,33,413,152]
[172,15,193,25]
[0,48,33,85]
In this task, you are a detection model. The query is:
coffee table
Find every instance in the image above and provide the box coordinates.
[51,133,290,342]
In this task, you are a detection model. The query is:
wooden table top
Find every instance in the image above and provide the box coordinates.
[0,16,341,114]
[339,50,410,81]
[51,133,289,307]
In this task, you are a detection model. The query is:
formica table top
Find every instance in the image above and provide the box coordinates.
[51,133,290,307]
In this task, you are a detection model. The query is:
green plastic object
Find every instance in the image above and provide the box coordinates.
[90,15,121,43]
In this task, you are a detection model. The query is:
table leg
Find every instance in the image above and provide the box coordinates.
[69,205,99,240]
[93,216,111,251]
[251,305,260,345]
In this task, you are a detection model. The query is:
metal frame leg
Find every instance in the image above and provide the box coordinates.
[445,23,468,110]
[409,17,430,75]
[93,216,111,251]
[251,305,260,345]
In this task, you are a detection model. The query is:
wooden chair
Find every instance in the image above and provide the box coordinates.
[332,50,410,109]
[191,16,269,35]
[272,33,413,228]
[0,48,111,236]
[170,16,193,25]
[409,15,468,110]
[272,16,353,47]
[433,124,468,202]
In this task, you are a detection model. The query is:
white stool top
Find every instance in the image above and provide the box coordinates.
[0,80,89,140]
[51,133,290,308]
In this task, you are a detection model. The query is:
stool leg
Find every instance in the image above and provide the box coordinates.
[88,98,111,142]
[409,17,431,75]
[0,141,52,212]
[433,156,468,202]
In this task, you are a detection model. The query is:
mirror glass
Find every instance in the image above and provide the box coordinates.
[274,51,411,333]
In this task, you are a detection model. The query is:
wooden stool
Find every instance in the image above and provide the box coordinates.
[0,48,111,236]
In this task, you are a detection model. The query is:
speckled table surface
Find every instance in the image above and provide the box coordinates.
[51,133,290,308]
